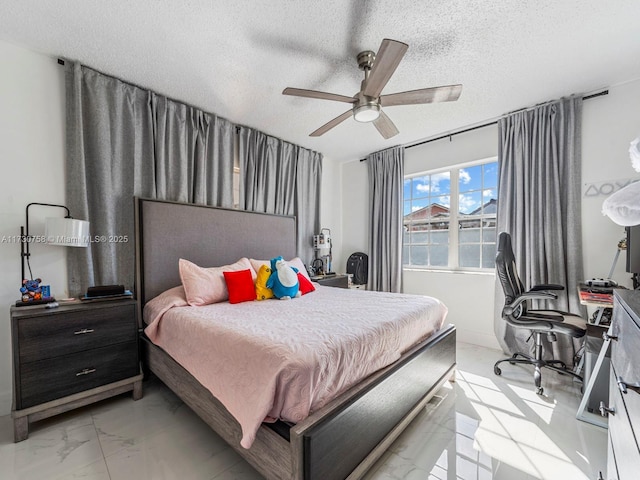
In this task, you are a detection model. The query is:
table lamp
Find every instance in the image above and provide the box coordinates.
[19,202,89,305]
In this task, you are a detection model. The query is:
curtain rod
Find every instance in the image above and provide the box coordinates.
[360,89,609,161]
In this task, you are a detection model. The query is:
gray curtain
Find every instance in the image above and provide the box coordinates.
[367,146,404,292]
[495,95,584,365]
[237,126,322,264]
[65,62,234,295]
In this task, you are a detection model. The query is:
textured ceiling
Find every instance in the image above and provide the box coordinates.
[2,1,640,162]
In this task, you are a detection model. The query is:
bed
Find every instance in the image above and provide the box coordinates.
[135,197,456,480]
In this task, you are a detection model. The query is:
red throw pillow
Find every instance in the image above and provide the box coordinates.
[297,272,316,295]
[223,269,255,304]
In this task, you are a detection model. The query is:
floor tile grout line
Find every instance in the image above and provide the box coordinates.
[90,407,113,480]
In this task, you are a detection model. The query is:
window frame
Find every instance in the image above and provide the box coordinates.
[403,156,498,273]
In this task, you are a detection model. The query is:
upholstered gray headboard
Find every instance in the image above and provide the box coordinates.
[135,198,297,310]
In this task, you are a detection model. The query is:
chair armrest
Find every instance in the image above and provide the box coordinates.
[504,292,557,316]
[530,284,564,292]
[506,316,554,331]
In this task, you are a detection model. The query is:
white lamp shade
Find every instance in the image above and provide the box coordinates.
[602,181,640,227]
[45,217,90,247]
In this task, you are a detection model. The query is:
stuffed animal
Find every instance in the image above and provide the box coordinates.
[266,256,300,300]
[255,264,274,300]
[20,278,43,302]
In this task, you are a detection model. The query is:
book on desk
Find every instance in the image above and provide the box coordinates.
[578,289,613,305]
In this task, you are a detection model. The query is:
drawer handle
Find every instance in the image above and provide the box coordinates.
[598,401,615,417]
[617,376,640,394]
[602,332,618,341]
[73,328,95,335]
[76,368,96,377]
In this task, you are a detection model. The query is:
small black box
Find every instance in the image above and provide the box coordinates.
[86,285,125,297]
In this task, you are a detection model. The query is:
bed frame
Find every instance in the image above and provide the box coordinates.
[135,197,456,480]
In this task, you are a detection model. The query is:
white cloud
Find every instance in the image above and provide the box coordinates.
[430,173,450,193]
[415,183,430,193]
[459,169,471,184]
[412,173,450,196]
[412,205,422,212]
[484,189,495,198]
[459,194,479,213]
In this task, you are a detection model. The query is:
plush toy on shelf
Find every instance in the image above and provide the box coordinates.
[20,278,43,302]
[266,256,300,300]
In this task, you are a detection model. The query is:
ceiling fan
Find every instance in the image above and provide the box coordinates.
[283,38,462,139]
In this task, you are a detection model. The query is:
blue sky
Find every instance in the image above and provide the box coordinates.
[404,162,498,216]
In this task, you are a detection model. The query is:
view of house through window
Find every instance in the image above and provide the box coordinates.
[403,158,498,270]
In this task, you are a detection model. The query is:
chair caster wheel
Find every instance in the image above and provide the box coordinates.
[536,387,544,395]
[494,366,502,376]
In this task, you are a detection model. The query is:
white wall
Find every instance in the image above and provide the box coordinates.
[336,78,640,351]
[0,41,68,414]
[582,80,640,287]
[336,159,368,271]
[319,156,342,272]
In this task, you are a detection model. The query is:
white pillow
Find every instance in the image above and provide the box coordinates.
[602,181,640,226]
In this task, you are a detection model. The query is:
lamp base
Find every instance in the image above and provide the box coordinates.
[15,297,56,307]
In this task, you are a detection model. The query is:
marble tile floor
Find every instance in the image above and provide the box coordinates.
[0,342,607,480]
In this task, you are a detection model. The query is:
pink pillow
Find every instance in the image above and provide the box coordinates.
[223,269,256,304]
[179,257,256,306]
[249,257,311,281]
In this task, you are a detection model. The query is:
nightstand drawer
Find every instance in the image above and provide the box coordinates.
[18,304,136,363]
[19,341,139,409]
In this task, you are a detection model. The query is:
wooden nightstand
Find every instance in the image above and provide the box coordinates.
[10,298,143,442]
[311,274,349,289]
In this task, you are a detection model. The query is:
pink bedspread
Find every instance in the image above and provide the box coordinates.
[144,285,447,449]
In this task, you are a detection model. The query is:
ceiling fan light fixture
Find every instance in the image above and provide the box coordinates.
[353,104,381,123]
[282,39,461,138]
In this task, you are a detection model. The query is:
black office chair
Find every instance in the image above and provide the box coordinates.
[494,232,586,394]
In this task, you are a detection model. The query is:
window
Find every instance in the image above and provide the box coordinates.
[403,158,498,270]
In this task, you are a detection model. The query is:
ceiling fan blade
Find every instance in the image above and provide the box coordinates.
[283,87,355,104]
[310,110,353,137]
[373,110,399,139]
[362,39,409,98]
[380,84,463,107]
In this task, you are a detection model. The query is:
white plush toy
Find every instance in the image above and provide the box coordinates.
[266,256,301,300]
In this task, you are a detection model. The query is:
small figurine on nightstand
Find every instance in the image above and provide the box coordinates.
[20,278,43,302]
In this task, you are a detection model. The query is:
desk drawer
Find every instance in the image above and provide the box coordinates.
[18,304,136,363]
[611,307,640,390]
[608,365,640,479]
[19,341,139,409]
